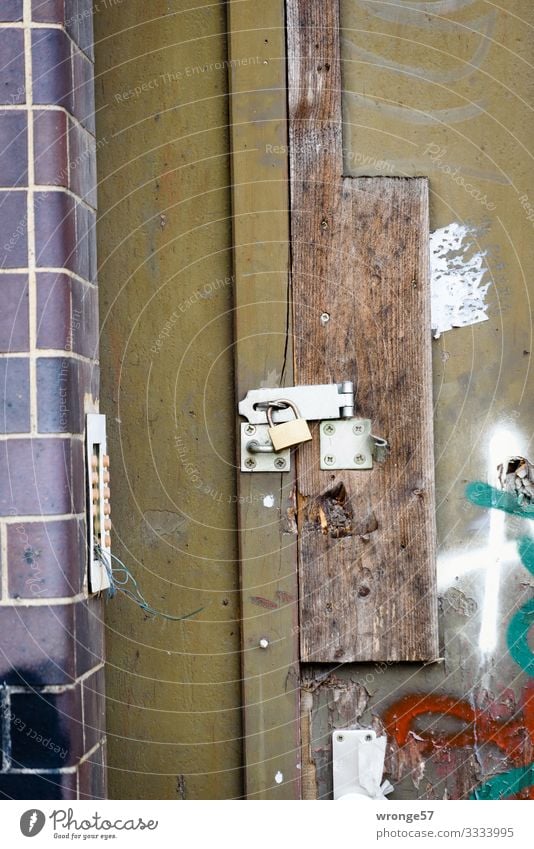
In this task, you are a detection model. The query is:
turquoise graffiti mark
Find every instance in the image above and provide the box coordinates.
[472,763,534,801]
[467,482,534,676]
[507,599,534,677]
[466,481,534,518]
[517,536,534,576]
[466,482,534,799]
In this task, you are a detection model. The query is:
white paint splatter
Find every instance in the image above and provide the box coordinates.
[274,771,283,784]
[263,494,275,508]
[430,222,491,338]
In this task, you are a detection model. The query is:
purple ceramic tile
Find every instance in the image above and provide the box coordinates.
[37,356,85,433]
[32,29,73,112]
[82,666,106,752]
[1,1,23,22]
[0,111,28,186]
[0,357,30,432]
[7,518,85,598]
[0,30,25,104]
[0,438,77,516]
[34,190,76,270]
[0,191,28,267]
[33,109,68,187]
[0,274,29,352]
[10,685,83,768]
[0,603,76,684]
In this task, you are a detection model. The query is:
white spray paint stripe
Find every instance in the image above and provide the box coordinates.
[430,222,491,338]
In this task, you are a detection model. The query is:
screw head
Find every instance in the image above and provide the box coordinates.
[323,423,335,435]
[244,424,256,436]
[274,457,286,470]
[245,457,256,469]
[259,638,269,649]
[365,734,373,742]
[320,312,330,325]
[352,423,364,434]
[354,454,366,465]
[324,455,336,466]
[337,734,344,743]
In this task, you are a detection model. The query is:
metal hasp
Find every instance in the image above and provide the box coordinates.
[238,381,354,424]
[320,419,389,470]
[240,424,291,472]
[332,729,394,801]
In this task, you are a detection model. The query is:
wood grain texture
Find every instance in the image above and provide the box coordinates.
[287,0,438,662]
[228,0,301,799]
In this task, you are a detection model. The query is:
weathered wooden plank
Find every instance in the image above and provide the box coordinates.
[228,0,301,798]
[287,0,438,662]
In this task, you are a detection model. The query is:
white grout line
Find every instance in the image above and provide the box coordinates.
[0,434,85,441]
[1,512,85,523]
[0,184,97,214]
[0,266,98,288]
[7,663,106,694]
[78,739,107,768]
[0,591,88,607]
[0,522,8,601]
[0,350,99,363]
[7,766,78,775]
[0,21,95,63]
[0,104,96,139]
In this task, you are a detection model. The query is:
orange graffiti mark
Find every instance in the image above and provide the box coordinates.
[384,688,534,765]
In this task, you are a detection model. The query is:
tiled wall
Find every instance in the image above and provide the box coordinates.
[0,0,105,799]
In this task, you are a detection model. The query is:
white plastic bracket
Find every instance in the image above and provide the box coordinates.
[332,729,393,801]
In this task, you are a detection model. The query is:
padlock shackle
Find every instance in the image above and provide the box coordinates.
[266,399,300,428]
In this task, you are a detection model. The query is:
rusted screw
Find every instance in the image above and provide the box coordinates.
[354,453,366,465]
[324,455,335,466]
[323,423,335,435]
[352,423,364,434]
[274,457,286,470]
[244,424,256,436]
[245,457,256,469]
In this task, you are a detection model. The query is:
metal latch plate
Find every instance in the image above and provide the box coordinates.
[240,424,291,472]
[320,419,373,470]
[239,382,354,424]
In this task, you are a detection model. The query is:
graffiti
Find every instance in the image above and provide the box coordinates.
[517,537,534,575]
[466,483,534,678]
[384,686,534,800]
[465,481,534,518]
[383,481,534,798]
[507,600,534,678]
[383,692,531,757]
[472,763,534,800]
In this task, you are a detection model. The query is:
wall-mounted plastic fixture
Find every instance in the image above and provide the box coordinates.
[86,414,111,593]
[332,729,394,801]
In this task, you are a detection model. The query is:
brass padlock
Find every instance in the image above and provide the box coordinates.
[267,399,313,451]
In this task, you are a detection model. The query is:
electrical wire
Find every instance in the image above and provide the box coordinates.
[95,545,203,622]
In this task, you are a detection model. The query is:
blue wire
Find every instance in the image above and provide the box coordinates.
[95,545,203,621]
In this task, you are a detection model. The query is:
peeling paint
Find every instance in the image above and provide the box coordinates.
[430,223,491,338]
